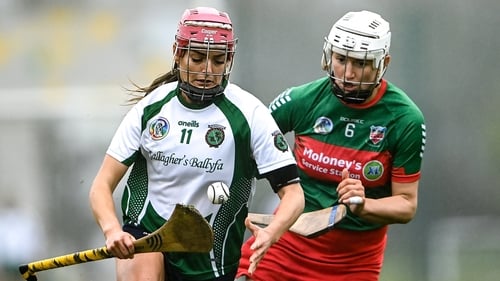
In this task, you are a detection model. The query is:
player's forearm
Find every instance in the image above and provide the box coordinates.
[89,155,129,236]
[266,183,305,240]
[89,183,122,237]
[356,195,417,225]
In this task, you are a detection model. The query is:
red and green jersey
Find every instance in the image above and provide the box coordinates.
[270,77,426,231]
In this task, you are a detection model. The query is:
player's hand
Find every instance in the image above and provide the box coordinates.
[337,168,365,213]
[105,229,136,259]
[244,217,275,275]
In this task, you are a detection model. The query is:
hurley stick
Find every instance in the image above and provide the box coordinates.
[19,204,213,281]
[248,203,348,238]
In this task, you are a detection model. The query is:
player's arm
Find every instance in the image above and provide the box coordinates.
[353,180,418,225]
[89,154,135,258]
[337,168,418,225]
[350,111,424,224]
[245,164,304,274]
[266,180,304,240]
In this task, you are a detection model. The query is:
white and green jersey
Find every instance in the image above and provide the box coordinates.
[107,82,295,279]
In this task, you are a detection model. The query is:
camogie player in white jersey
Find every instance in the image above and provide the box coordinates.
[89,6,304,281]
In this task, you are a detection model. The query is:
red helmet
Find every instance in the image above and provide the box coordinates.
[174,7,237,103]
[176,7,236,51]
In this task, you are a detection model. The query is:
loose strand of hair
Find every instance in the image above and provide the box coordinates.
[125,69,179,104]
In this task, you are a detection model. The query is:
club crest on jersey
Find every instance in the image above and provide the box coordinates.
[149,117,170,140]
[205,124,225,148]
[369,125,386,145]
[313,117,333,134]
[272,131,289,152]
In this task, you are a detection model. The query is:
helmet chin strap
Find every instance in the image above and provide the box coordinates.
[328,61,385,104]
[330,78,378,104]
[178,81,225,104]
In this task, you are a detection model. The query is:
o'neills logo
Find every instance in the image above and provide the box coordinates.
[303,147,362,170]
[178,120,199,128]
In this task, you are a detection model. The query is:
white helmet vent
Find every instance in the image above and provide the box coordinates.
[360,42,369,51]
[368,20,382,32]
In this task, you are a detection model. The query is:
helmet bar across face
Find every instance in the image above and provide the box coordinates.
[321,10,391,104]
[174,7,238,104]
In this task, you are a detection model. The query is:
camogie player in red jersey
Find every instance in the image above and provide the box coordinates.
[238,10,426,281]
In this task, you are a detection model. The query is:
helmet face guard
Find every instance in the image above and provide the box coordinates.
[174,7,238,103]
[321,10,391,104]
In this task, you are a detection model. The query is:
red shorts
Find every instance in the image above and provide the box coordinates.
[237,226,387,281]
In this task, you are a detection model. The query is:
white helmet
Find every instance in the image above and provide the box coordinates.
[322,11,391,103]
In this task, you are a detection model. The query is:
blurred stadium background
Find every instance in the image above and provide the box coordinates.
[1,0,499,280]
